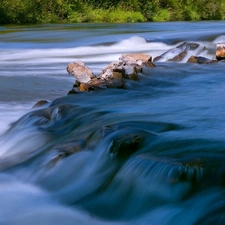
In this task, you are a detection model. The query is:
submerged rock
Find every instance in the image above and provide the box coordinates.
[67,89,79,95]
[50,140,86,164]
[154,42,200,62]
[66,60,95,83]
[32,100,49,108]
[187,56,218,64]
[216,43,225,60]
[109,133,144,159]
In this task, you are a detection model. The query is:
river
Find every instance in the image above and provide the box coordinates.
[0,21,225,225]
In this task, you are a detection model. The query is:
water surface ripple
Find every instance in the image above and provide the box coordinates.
[0,22,225,225]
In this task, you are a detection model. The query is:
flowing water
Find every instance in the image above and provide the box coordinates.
[1,21,225,224]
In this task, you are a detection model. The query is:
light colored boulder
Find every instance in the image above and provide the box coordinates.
[66,60,95,83]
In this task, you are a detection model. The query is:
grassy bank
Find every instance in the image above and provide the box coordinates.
[0,0,225,24]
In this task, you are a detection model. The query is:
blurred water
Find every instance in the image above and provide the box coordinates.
[1,22,225,225]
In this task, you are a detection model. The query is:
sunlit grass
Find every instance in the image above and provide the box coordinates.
[67,6,145,23]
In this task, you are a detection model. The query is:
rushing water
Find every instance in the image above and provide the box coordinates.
[1,21,225,225]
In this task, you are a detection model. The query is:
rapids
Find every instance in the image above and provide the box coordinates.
[1,22,225,224]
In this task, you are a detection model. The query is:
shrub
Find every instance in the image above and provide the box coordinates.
[152,9,171,22]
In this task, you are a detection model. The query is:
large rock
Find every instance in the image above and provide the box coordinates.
[98,53,155,83]
[119,53,156,69]
[119,53,154,65]
[216,43,225,60]
[66,60,95,83]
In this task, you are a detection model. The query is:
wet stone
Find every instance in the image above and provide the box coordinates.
[168,50,187,62]
[105,78,125,89]
[109,133,144,159]
[154,42,200,62]
[67,89,79,95]
[66,60,95,83]
[187,56,218,64]
[32,100,49,108]
[119,53,153,64]
[216,43,225,60]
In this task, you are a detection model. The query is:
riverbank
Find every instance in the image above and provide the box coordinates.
[0,0,225,24]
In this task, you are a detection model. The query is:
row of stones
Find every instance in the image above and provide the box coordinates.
[66,42,225,92]
[67,53,156,92]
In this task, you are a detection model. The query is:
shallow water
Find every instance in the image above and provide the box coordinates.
[1,22,225,225]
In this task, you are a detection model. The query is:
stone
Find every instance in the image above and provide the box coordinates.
[109,133,144,159]
[50,140,86,164]
[154,42,200,62]
[168,51,187,62]
[98,62,124,80]
[178,42,200,51]
[216,43,225,60]
[119,53,153,63]
[32,100,49,108]
[187,56,218,64]
[79,82,105,92]
[88,77,107,88]
[67,89,79,95]
[123,65,138,80]
[79,77,107,92]
[67,54,156,92]
[105,78,125,89]
[119,53,156,67]
[97,53,155,84]
[79,83,92,92]
[66,60,95,83]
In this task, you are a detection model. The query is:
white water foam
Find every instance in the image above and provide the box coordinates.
[0,36,171,64]
[0,104,30,135]
[0,35,218,65]
[213,35,225,44]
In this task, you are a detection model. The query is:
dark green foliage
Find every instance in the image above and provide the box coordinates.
[0,0,224,24]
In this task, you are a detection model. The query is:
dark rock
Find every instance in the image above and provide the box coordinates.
[153,55,163,62]
[66,60,95,83]
[168,50,187,62]
[187,56,218,64]
[88,77,107,88]
[178,42,200,51]
[67,89,79,95]
[73,80,80,88]
[122,65,138,80]
[99,125,119,139]
[50,140,86,164]
[32,100,49,108]
[105,77,125,89]
[79,77,107,92]
[79,82,105,92]
[154,42,200,62]
[109,133,144,159]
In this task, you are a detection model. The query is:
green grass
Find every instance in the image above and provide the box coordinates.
[67,6,145,23]
[0,0,225,24]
